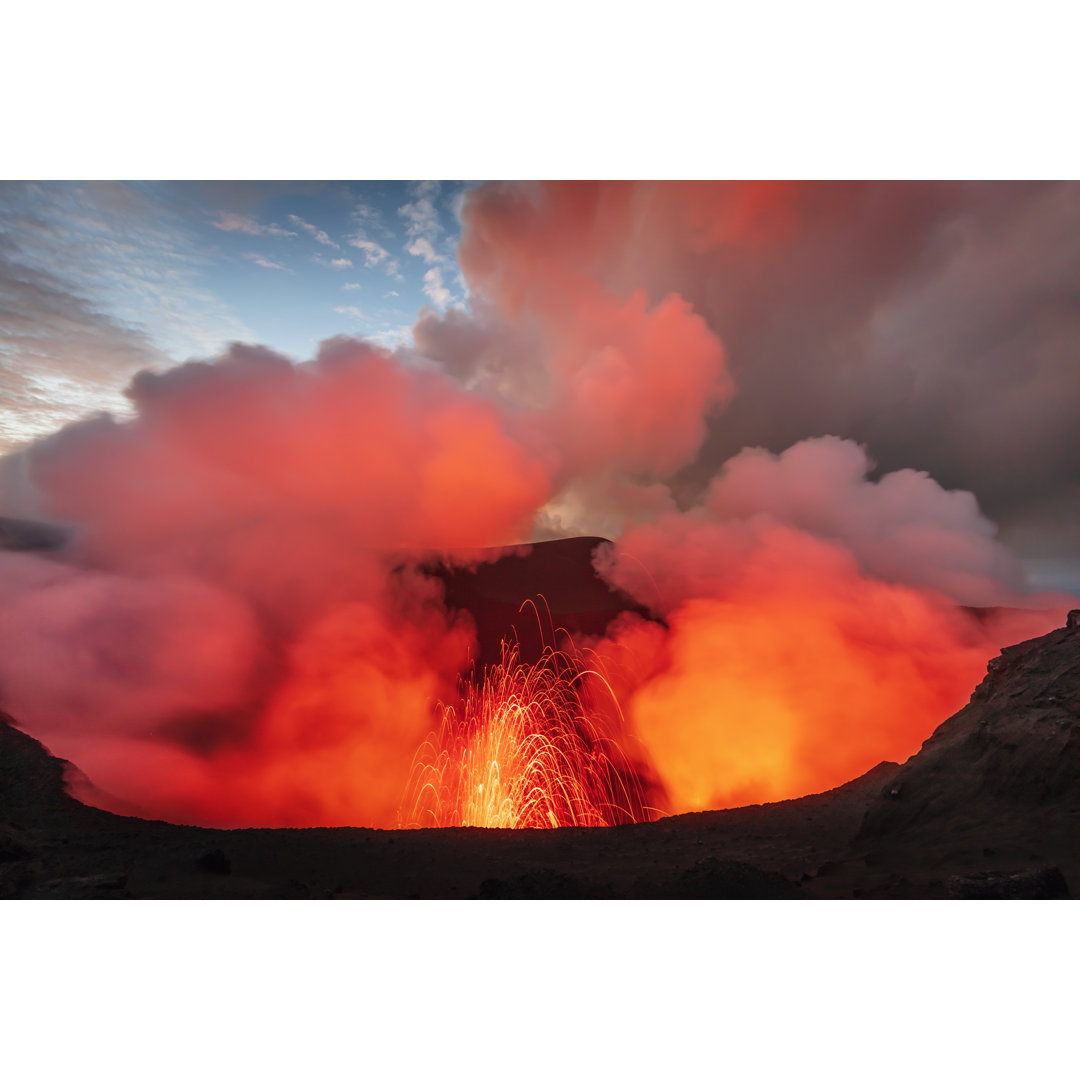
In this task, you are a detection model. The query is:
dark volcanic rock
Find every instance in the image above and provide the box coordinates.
[478,869,615,899]
[428,536,657,669]
[0,712,83,820]
[275,879,312,899]
[197,849,232,875]
[824,760,903,799]
[0,862,35,899]
[633,857,803,899]
[37,872,130,899]
[0,824,33,862]
[946,867,1070,900]
[858,618,1080,842]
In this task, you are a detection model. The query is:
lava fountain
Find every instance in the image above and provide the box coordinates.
[400,639,653,829]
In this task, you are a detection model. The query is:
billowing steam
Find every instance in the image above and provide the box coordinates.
[0,181,1068,826]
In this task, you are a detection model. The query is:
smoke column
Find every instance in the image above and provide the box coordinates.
[0,182,1067,826]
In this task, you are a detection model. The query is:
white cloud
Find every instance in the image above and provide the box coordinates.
[288,214,339,248]
[244,253,290,271]
[316,255,353,270]
[352,200,382,228]
[405,236,443,264]
[212,212,295,238]
[369,324,413,347]
[400,182,454,272]
[448,186,471,223]
[384,290,400,298]
[350,238,390,265]
[343,282,363,290]
[399,181,442,246]
[345,197,403,278]
[422,266,452,307]
[347,236,401,277]
[333,306,367,321]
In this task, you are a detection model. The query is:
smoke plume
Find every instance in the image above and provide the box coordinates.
[0,181,1070,826]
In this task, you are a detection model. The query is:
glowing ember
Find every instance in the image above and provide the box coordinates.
[400,640,651,829]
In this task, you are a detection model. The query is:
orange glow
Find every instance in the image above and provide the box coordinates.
[400,641,651,829]
[4,183,1069,834]
[598,563,1065,814]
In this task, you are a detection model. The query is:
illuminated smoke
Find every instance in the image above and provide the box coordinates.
[0,181,1070,826]
[594,533,1060,813]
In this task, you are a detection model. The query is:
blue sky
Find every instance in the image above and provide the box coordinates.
[182,180,471,355]
[0,180,474,450]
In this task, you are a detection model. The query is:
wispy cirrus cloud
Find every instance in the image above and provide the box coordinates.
[0,182,252,451]
[351,200,383,229]
[288,214,339,248]
[314,255,353,271]
[332,300,411,348]
[0,249,164,450]
[244,253,291,272]
[399,181,442,247]
[343,193,403,279]
[346,237,401,277]
[211,211,296,237]
[400,182,457,307]
[368,324,414,347]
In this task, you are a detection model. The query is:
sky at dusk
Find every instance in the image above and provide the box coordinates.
[0,181,478,447]
[2,180,1077,592]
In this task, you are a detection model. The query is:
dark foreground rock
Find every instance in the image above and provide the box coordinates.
[0,717,81,819]
[1,612,1076,900]
[632,858,804,900]
[946,867,1070,899]
[859,618,1079,840]
[478,869,616,899]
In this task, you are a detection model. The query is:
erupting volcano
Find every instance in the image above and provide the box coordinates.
[6,48,1078,1080]
[0,180,1076,866]
[401,637,652,829]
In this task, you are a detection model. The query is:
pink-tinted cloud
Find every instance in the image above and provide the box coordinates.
[212,211,296,237]
[287,214,339,248]
[0,181,1072,828]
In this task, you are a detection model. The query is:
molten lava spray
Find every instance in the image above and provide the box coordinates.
[401,640,651,829]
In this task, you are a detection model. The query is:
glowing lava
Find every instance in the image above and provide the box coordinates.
[400,640,651,829]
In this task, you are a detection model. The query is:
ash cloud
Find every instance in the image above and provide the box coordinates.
[417,182,1080,565]
[0,180,1073,826]
[587,435,1065,810]
[599,435,1029,609]
[679,183,1080,533]
[0,337,551,824]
